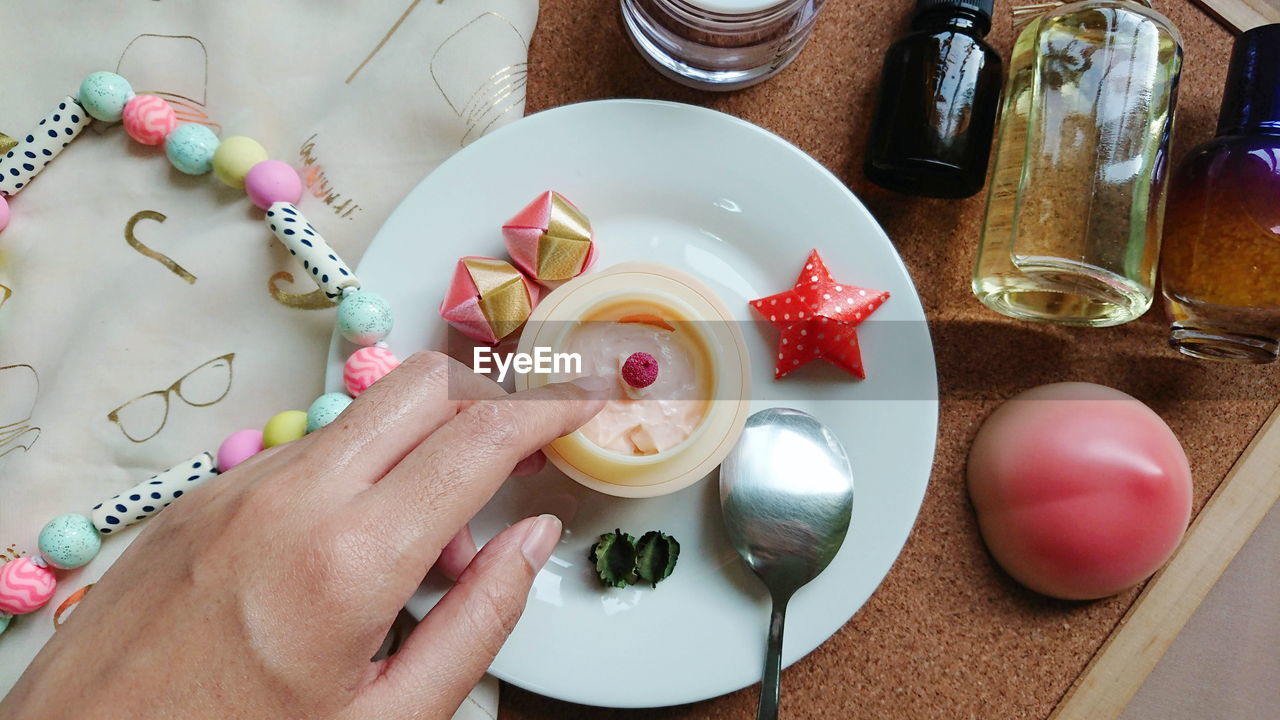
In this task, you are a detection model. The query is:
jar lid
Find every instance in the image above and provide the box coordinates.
[1219,23,1280,135]
[915,0,995,23]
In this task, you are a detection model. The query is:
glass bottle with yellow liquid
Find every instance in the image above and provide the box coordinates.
[972,0,1182,326]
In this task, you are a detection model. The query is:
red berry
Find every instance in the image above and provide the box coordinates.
[621,352,658,389]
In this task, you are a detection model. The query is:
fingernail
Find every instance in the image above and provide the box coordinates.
[570,374,612,394]
[520,514,563,569]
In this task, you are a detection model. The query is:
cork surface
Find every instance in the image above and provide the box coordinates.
[508,2,1276,718]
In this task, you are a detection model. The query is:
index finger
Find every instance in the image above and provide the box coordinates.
[354,377,608,575]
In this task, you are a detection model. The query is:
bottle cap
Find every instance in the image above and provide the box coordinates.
[1218,23,1280,135]
[915,0,995,25]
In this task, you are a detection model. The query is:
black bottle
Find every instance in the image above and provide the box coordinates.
[864,0,1002,198]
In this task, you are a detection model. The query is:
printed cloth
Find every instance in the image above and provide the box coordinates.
[0,2,537,716]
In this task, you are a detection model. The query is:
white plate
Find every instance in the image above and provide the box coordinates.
[324,99,938,708]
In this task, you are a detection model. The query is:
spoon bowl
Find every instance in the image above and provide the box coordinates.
[720,407,854,720]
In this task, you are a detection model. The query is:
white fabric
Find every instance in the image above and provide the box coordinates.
[0,2,536,717]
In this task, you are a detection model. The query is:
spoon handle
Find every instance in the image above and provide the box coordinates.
[757,596,788,720]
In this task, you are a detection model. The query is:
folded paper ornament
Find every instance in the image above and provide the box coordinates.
[502,190,597,286]
[750,249,889,379]
[440,256,541,344]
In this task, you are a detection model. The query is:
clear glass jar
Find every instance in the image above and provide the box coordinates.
[620,0,827,91]
[971,0,1183,326]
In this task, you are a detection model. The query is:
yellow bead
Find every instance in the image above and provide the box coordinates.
[262,410,307,448]
[212,136,269,189]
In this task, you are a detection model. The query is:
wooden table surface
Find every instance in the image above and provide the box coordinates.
[505,2,1278,717]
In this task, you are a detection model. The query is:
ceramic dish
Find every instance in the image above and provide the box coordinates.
[324,99,938,708]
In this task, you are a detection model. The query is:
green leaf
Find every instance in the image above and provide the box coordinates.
[635,531,680,587]
[588,529,637,588]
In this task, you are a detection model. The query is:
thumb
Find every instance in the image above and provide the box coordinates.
[355,514,561,719]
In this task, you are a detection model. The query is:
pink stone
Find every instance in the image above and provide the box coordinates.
[122,95,177,146]
[0,557,57,615]
[244,160,303,210]
[217,428,265,472]
[621,352,659,389]
[344,345,400,397]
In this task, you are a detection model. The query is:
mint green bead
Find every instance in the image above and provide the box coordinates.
[165,124,220,175]
[38,513,102,570]
[337,291,394,345]
[0,612,11,635]
[79,71,133,122]
[306,392,353,432]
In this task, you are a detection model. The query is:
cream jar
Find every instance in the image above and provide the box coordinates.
[516,262,751,498]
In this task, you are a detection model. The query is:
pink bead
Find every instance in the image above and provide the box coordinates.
[217,428,265,472]
[0,557,57,615]
[0,194,9,232]
[122,95,177,146]
[244,160,303,210]
[344,346,400,397]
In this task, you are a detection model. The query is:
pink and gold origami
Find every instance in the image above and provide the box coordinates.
[440,256,541,344]
[502,190,597,286]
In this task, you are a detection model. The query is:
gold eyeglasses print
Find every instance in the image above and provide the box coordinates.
[107,352,235,443]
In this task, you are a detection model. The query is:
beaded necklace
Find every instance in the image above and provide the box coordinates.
[0,71,403,635]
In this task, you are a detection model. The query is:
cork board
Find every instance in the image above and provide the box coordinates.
[508,1,1276,718]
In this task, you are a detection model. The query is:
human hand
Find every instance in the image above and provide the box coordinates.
[0,352,606,720]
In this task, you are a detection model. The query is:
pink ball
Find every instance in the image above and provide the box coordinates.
[968,383,1192,600]
[344,346,400,397]
[0,194,9,232]
[244,160,303,210]
[122,94,177,146]
[0,557,57,615]
[217,428,265,472]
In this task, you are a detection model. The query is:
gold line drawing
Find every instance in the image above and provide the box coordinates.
[347,0,448,84]
[430,13,529,147]
[0,282,10,310]
[0,363,41,461]
[269,270,333,310]
[0,545,24,563]
[115,34,221,133]
[107,352,234,443]
[125,210,197,284]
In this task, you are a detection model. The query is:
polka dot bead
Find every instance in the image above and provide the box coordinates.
[122,94,177,146]
[92,452,216,534]
[212,136,268,189]
[165,123,220,175]
[37,513,101,570]
[263,410,308,448]
[0,195,9,232]
[344,345,400,397]
[337,291,394,345]
[217,428,264,471]
[0,557,57,615]
[306,392,353,433]
[245,160,302,210]
[0,98,91,196]
[78,71,134,122]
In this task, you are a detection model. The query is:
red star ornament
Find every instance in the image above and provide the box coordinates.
[749,249,890,379]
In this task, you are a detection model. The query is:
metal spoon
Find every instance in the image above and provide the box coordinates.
[720,408,854,720]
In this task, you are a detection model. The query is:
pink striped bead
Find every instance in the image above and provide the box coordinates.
[0,558,57,615]
[344,346,400,397]
[122,95,177,146]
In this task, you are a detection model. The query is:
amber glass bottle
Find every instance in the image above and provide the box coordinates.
[1160,24,1280,362]
[864,0,1002,198]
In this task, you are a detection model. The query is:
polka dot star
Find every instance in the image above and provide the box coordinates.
[749,249,889,379]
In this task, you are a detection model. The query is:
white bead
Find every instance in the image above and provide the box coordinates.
[0,97,91,195]
[265,202,360,302]
[91,452,216,534]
